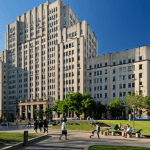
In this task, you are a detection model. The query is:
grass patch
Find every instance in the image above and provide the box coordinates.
[50,122,105,131]
[0,132,43,144]
[89,145,150,150]
[98,120,150,135]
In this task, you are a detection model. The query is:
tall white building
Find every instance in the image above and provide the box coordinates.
[1,0,150,120]
[4,0,98,119]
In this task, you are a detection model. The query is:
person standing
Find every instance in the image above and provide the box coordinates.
[34,120,38,133]
[28,119,31,128]
[44,119,48,133]
[92,122,100,139]
[59,119,68,140]
[39,120,43,133]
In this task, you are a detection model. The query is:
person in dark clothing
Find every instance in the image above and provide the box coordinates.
[114,124,120,130]
[39,120,43,133]
[44,119,48,133]
[34,120,38,133]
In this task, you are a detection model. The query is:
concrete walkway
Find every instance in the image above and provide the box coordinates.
[16,129,150,150]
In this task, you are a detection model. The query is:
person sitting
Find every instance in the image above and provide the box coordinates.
[123,125,132,138]
[119,123,122,129]
[114,124,120,130]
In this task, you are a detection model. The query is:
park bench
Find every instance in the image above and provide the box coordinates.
[109,129,142,138]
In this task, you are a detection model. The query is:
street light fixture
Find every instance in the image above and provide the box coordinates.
[132,105,136,131]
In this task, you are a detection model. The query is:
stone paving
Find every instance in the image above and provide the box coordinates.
[16,129,150,150]
[1,125,150,150]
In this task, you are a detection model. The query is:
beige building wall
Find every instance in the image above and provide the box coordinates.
[4,0,98,118]
[0,50,7,118]
[86,46,150,105]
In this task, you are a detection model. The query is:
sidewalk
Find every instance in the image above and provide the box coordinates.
[16,129,150,150]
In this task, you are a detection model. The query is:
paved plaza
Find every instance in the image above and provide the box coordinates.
[0,125,150,150]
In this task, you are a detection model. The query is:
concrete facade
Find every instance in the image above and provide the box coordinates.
[1,0,150,120]
[86,46,150,106]
[0,50,7,118]
[3,0,98,119]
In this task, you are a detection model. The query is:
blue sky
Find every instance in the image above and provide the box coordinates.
[0,0,150,55]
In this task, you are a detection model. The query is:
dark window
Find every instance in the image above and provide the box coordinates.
[139,64,142,70]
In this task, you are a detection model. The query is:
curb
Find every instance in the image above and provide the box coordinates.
[2,134,48,150]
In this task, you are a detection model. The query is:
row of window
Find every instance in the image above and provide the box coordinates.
[90,57,143,69]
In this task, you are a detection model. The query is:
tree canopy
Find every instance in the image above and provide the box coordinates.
[109,98,124,119]
[52,92,96,117]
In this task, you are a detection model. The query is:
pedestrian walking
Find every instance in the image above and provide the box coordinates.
[92,122,100,139]
[59,119,68,140]
[34,120,38,133]
[28,119,31,128]
[43,119,48,133]
[39,120,43,133]
[16,119,19,128]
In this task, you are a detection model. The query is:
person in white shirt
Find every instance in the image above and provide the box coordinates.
[123,124,132,138]
[59,120,68,140]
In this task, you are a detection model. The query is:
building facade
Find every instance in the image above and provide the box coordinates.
[1,0,150,120]
[0,50,7,118]
[4,0,98,119]
[86,46,150,105]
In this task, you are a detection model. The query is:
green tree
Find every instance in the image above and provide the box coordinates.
[125,93,150,117]
[39,109,45,119]
[45,108,52,120]
[96,102,106,119]
[109,98,124,119]
[81,93,96,114]
[52,99,68,117]
[33,109,39,119]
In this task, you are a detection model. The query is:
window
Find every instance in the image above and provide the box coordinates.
[132,58,135,62]
[123,84,126,88]
[132,83,135,87]
[100,86,102,90]
[119,92,122,97]
[123,75,126,80]
[113,85,115,90]
[113,69,115,74]
[123,60,126,64]
[139,64,142,70]
[139,82,142,86]
[113,77,115,82]
[128,59,131,63]
[105,93,107,98]
[105,78,107,82]
[128,75,131,80]
[139,73,142,78]
[100,94,102,98]
[139,56,142,61]
[100,71,102,75]
[105,62,107,66]
[105,85,107,90]
[72,50,74,54]
[113,62,116,66]
[119,60,122,65]
[105,70,107,74]
[89,65,92,69]
[132,74,135,79]
[119,84,122,89]
[94,87,96,91]
[97,71,99,75]
[113,93,115,97]
[128,83,131,88]
[78,49,80,53]
[94,72,96,76]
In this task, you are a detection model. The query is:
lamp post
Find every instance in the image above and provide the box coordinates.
[132,105,136,131]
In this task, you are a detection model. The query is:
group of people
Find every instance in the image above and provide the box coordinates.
[34,119,48,133]
[114,123,132,137]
